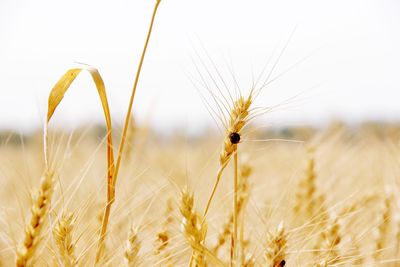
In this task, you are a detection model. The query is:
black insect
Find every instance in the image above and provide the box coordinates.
[279,260,286,267]
[229,132,241,144]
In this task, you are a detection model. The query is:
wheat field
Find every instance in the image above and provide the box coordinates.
[0,122,399,266]
[1,0,399,266]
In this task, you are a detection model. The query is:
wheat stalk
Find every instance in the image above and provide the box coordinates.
[238,161,251,266]
[213,161,252,258]
[232,151,239,266]
[96,0,162,262]
[203,95,252,266]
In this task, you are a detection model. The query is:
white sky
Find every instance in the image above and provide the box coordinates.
[0,0,400,133]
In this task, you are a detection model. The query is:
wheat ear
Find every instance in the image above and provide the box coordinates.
[123,226,141,267]
[374,193,392,262]
[293,147,329,241]
[180,189,208,267]
[315,214,341,266]
[154,199,174,266]
[293,147,319,220]
[264,222,287,267]
[53,212,77,267]
[204,94,252,217]
[16,171,54,267]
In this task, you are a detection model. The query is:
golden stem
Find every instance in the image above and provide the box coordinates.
[95,0,162,263]
[203,162,229,217]
[240,209,245,266]
[233,150,238,267]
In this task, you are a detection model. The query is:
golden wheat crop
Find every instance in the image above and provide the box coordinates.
[0,120,400,266]
[0,1,399,266]
[1,121,400,266]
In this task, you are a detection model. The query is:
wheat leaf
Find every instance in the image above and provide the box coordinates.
[45,64,115,198]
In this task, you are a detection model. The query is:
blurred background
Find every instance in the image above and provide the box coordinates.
[0,0,400,135]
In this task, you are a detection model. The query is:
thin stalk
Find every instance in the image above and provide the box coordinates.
[230,236,234,267]
[203,161,229,217]
[233,151,238,267]
[95,0,162,263]
[113,0,162,196]
[240,209,245,266]
[95,201,112,264]
[192,163,226,267]
[198,152,230,266]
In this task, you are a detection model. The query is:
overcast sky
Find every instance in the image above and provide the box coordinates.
[1,0,400,133]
